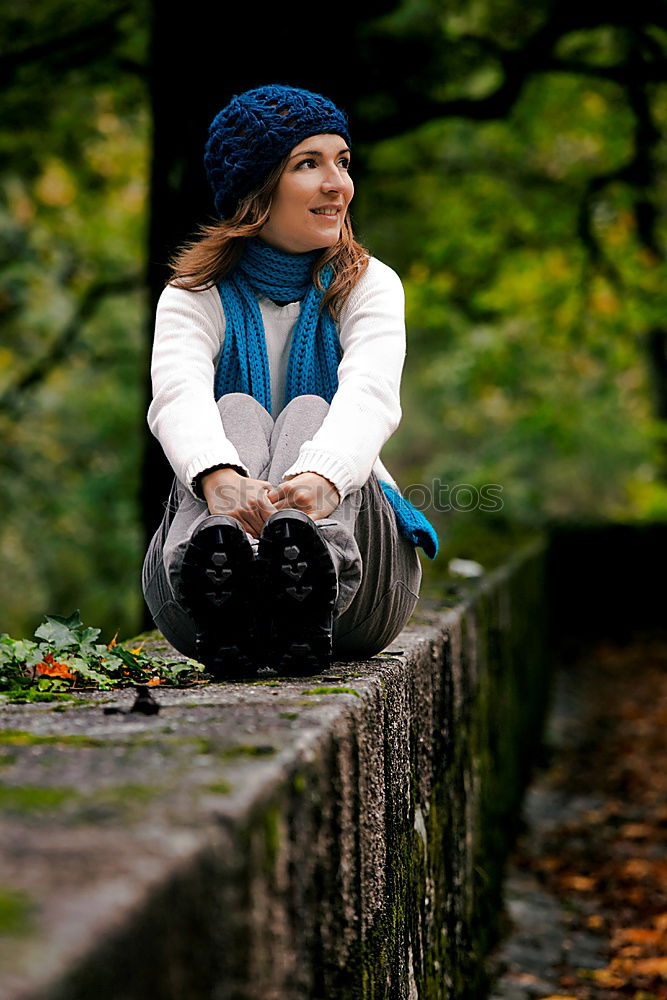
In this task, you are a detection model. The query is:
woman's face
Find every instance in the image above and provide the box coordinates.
[259,134,354,254]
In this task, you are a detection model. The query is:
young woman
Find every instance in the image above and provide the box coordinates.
[141,84,438,677]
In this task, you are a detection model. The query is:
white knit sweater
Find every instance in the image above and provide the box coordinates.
[147,255,405,501]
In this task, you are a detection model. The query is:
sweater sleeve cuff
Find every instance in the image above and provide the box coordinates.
[281,448,358,501]
[184,449,251,498]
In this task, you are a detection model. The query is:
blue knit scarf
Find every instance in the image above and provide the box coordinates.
[214,237,439,559]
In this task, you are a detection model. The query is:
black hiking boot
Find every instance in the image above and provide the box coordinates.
[179,514,258,677]
[256,509,338,675]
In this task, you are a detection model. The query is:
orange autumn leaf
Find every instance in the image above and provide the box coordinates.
[130,643,145,655]
[621,857,657,880]
[536,855,560,873]
[614,927,665,946]
[560,873,596,891]
[630,955,667,978]
[619,822,652,839]
[34,652,75,681]
[146,677,162,686]
[583,967,626,987]
[107,632,118,649]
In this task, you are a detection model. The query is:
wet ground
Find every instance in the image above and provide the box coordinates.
[488,629,667,1000]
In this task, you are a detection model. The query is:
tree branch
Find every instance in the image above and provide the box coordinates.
[574,26,664,279]
[358,7,667,141]
[0,275,144,415]
[0,5,134,87]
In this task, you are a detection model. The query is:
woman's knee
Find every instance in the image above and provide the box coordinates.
[279,394,330,422]
[216,392,271,419]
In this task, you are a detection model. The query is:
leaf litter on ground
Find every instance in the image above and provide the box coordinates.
[498,630,667,1000]
[0,610,204,703]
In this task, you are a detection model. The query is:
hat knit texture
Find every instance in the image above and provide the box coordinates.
[204,84,351,218]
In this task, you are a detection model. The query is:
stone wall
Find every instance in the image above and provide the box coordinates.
[0,538,550,999]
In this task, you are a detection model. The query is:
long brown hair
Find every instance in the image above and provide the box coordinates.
[167,152,369,321]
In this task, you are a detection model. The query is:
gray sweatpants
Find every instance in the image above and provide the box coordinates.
[142,393,422,660]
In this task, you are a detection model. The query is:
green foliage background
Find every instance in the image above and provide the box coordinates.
[1,4,666,638]
[0,4,149,638]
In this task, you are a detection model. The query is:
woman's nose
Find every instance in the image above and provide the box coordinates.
[321,165,343,190]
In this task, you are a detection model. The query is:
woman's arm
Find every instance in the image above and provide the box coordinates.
[281,257,406,500]
[147,283,251,496]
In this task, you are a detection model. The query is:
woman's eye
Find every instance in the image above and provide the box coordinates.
[295,157,351,170]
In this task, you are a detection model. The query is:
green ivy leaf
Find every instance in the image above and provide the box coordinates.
[78,626,102,644]
[46,611,84,631]
[34,619,78,650]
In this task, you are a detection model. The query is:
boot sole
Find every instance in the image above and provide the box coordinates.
[257,510,337,675]
[180,516,256,677]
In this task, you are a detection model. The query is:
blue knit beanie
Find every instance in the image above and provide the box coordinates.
[204,84,351,219]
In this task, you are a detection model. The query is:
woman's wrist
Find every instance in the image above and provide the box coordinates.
[193,464,245,499]
[286,470,341,506]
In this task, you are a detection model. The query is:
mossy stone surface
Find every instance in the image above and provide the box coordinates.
[0,539,550,1000]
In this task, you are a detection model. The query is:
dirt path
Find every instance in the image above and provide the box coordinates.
[488,630,667,1000]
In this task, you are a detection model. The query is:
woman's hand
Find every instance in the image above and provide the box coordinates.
[266,472,341,521]
[201,467,277,538]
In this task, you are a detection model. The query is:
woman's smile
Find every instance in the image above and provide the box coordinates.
[310,205,343,224]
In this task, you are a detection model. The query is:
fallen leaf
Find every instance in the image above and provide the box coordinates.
[34,652,75,681]
[578,966,626,987]
[614,927,665,946]
[631,956,667,978]
[560,874,596,891]
[622,858,657,879]
[620,822,652,839]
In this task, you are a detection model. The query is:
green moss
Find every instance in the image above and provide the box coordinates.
[205,780,233,795]
[279,712,299,720]
[301,686,360,697]
[262,803,281,868]
[0,752,17,767]
[218,744,275,759]
[120,629,163,645]
[7,693,71,705]
[292,773,307,794]
[0,785,75,811]
[94,783,158,805]
[50,698,98,711]
[0,730,108,747]
[0,781,161,818]
[0,887,35,935]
